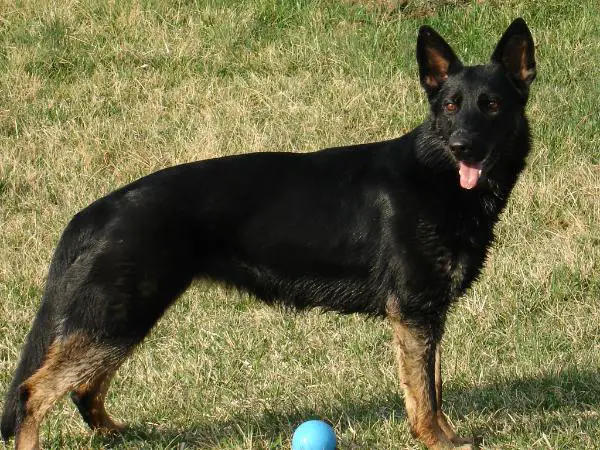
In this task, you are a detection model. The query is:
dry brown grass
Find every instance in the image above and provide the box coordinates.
[1,0,599,448]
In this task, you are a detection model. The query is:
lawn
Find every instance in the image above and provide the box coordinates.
[0,0,599,448]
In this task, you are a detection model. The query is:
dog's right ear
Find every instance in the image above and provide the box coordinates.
[417,26,463,97]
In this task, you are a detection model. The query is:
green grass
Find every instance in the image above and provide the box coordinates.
[1,0,599,448]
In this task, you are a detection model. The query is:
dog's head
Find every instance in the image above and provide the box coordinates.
[417,18,536,189]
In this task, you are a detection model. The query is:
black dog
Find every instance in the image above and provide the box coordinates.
[1,18,535,450]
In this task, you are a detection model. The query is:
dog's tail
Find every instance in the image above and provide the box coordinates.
[1,296,56,442]
[1,213,91,442]
[1,209,104,442]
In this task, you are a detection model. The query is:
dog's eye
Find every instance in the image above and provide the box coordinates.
[443,101,458,113]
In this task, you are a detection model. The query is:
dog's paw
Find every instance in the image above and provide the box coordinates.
[450,435,479,449]
[96,420,126,435]
[451,436,473,445]
[453,439,479,450]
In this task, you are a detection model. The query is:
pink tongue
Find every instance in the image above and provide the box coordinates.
[458,161,482,189]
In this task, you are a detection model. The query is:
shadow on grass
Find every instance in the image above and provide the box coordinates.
[449,368,600,414]
[95,368,600,448]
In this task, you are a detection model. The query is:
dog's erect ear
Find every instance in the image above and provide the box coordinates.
[417,26,463,97]
[491,18,536,96]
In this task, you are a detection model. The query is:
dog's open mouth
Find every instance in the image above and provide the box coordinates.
[458,161,483,189]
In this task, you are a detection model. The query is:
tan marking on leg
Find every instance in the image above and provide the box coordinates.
[72,370,124,433]
[435,344,455,439]
[389,316,455,450]
[15,334,127,450]
[435,344,473,446]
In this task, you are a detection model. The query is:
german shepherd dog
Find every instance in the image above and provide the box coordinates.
[1,18,536,449]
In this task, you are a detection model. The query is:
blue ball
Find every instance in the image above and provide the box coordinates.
[292,420,337,450]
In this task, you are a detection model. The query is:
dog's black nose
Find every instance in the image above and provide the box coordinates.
[448,135,471,155]
[449,142,467,153]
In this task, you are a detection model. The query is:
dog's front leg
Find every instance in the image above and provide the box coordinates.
[389,317,473,450]
[434,344,473,446]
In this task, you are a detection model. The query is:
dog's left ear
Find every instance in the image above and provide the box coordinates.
[491,18,536,97]
[417,26,463,97]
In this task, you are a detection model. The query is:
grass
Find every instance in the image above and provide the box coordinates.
[0,0,599,448]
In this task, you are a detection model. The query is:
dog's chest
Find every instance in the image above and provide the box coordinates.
[416,208,493,298]
[446,248,474,295]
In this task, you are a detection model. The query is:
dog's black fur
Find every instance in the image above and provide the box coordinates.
[2,19,535,449]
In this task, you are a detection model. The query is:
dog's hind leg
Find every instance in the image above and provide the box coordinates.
[389,317,473,450]
[14,333,128,450]
[71,367,125,433]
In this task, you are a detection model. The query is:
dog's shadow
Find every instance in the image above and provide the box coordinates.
[96,368,600,448]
